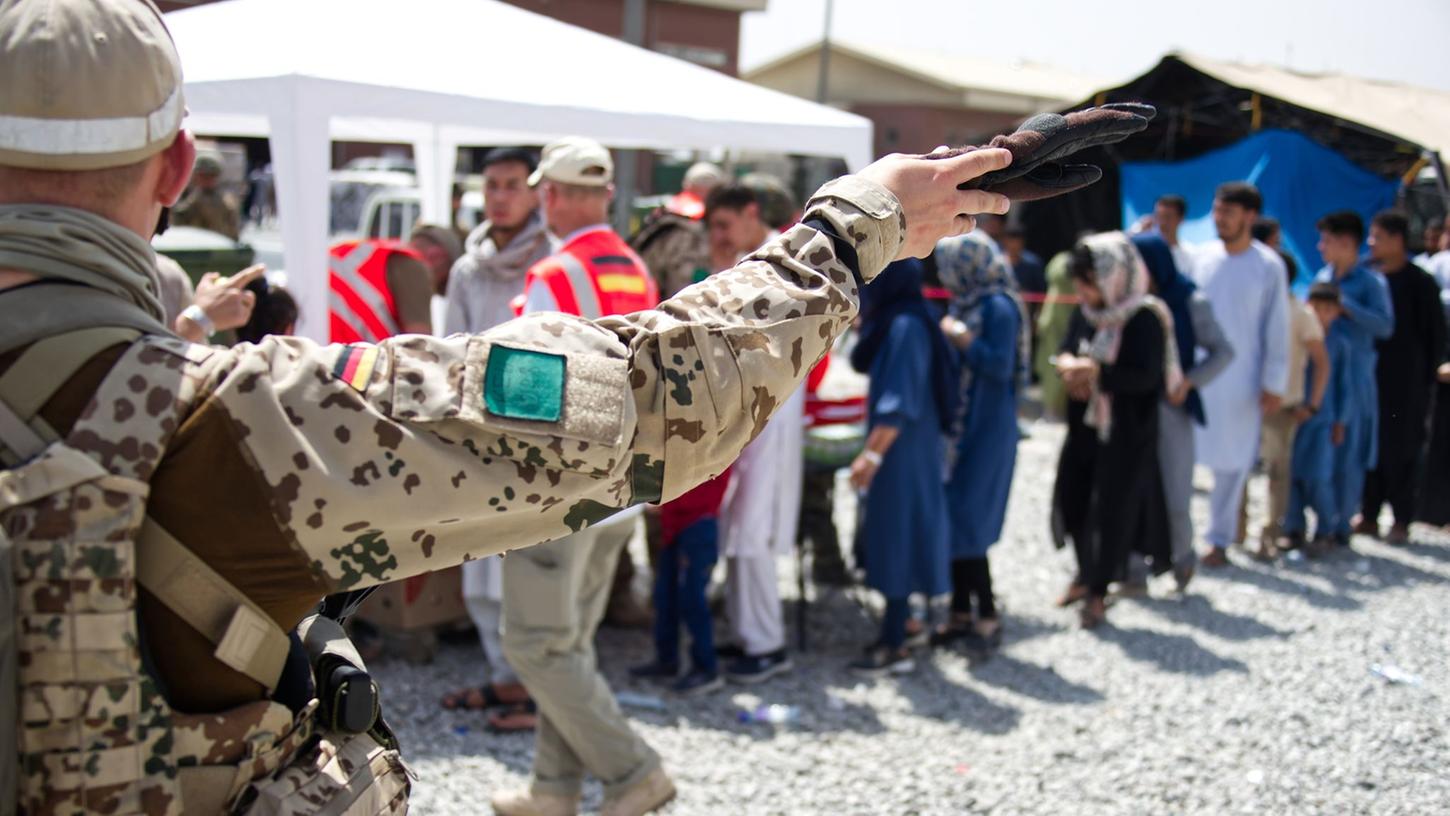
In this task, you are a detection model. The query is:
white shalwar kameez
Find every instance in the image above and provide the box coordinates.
[1192,239,1291,549]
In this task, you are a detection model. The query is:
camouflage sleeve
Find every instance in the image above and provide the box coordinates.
[201,176,901,591]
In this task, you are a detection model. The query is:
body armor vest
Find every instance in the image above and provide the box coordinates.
[1,315,409,815]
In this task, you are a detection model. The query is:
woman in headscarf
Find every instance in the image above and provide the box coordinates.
[933,232,1030,654]
[1130,234,1233,590]
[846,258,958,676]
[1054,232,1182,628]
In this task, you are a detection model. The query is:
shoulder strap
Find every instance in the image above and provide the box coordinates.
[136,518,290,691]
[0,282,168,358]
[0,325,141,466]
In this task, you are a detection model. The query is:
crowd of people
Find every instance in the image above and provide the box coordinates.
[1042,188,1449,628]
[156,138,1450,816]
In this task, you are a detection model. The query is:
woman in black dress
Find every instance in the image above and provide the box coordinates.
[1053,233,1181,628]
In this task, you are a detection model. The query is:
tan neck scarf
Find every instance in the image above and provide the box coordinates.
[0,204,167,324]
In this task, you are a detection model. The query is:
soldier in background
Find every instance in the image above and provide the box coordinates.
[0,0,1012,812]
[740,171,801,232]
[171,151,241,240]
[629,161,724,299]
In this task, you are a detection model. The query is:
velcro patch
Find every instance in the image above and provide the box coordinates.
[484,346,565,422]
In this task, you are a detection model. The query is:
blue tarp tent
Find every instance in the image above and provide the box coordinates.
[1121,129,1400,287]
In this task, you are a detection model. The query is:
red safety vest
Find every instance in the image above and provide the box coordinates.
[328,239,422,343]
[521,226,659,318]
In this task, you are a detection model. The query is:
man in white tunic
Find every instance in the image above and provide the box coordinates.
[706,181,803,681]
[1193,182,1291,566]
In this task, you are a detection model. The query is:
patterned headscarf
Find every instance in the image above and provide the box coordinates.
[1077,231,1184,440]
[933,231,1030,447]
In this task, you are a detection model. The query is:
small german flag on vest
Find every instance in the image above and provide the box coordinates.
[332,345,380,392]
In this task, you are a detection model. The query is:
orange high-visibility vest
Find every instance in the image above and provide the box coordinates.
[328,239,423,343]
[521,226,659,318]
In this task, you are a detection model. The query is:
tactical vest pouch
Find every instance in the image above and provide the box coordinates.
[297,616,379,736]
[232,617,409,815]
[231,730,409,816]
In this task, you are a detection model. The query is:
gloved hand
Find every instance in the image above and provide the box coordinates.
[932,103,1156,201]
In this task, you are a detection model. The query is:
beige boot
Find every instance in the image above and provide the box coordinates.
[490,786,580,816]
[599,768,677,816]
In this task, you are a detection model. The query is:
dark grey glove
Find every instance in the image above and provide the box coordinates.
[934,102,1156,201]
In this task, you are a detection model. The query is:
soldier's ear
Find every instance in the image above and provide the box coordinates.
[156,130,197,207]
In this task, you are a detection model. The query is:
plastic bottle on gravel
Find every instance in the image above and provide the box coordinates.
[738,704,800,724]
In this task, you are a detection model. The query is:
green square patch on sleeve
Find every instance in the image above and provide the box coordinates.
[484,346,566,422]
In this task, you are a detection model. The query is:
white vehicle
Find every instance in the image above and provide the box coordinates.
[357,187,483,241]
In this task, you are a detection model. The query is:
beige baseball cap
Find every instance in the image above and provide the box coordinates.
[529,136,613,188]
[0,0,185,171]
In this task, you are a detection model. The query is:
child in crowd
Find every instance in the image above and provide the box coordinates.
[847,258,955,676]
[631,468,732,695]
[1281,283,1351,557]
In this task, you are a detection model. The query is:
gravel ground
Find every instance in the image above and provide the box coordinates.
[372,421,1450,815]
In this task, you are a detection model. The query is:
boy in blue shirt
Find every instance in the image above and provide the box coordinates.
[1313,211,1394,546]
[1283,282,1352,557]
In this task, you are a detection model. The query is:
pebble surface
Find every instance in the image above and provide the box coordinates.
[373,422,1450,815]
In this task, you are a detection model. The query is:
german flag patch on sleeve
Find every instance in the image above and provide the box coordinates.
[332,345,380,392]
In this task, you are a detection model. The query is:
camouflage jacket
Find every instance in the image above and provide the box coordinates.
[629,209,710,299]
[170,188,241,241]
[6,175,903,713]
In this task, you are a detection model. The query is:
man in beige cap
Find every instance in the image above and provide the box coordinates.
[492,136,672,816]
[0,1,1016,812]
[171,151,241,240]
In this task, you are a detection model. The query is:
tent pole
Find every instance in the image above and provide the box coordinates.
[613,0,648,237]
[267,83,332,343]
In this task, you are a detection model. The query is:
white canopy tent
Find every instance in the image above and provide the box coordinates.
[165,0,872,339]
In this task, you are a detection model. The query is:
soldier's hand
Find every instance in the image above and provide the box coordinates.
[858,147,1012,260]
[195,264,264,331]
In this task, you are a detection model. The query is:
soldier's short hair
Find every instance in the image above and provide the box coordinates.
[0,159,152,209]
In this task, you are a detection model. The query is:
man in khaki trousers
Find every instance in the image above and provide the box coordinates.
[493,137,672,816]
[499,514,664,815]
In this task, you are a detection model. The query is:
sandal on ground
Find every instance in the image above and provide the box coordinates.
[1079,597,1107,629]
[962,618,1003,657]
[486,700,539,733]
[1056,582,1089,608]
[929,613,974,648]
[903,617,930,649]
[441,685,505,711]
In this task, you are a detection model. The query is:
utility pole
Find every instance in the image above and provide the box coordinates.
[803,0,835,195]
[815,0,834,105]
[613,0,646,236]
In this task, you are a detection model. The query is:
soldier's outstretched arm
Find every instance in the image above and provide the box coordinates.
[194,150,1010,592]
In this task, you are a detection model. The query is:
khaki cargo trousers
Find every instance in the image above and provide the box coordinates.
[502,513,660,799]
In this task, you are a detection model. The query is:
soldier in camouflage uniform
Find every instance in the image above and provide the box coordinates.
[0,1,1013,813]
[171,153,241,241]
